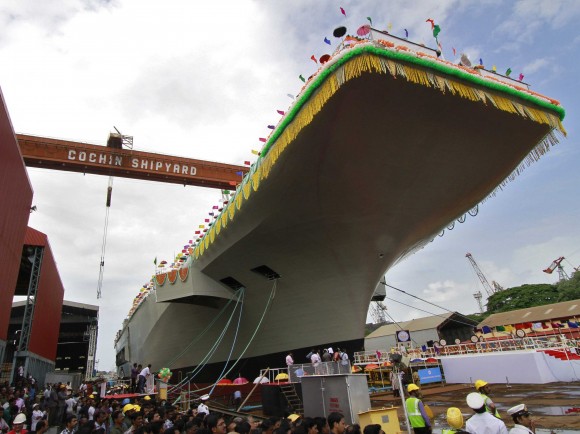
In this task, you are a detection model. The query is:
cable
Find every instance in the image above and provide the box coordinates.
[385,283,481,327]
[96,177,114,299]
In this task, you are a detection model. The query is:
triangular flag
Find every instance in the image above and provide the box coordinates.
[479,58,483,66]
[340,6,346,17]
[299,74,305,82]
[492,65,497,72]
[404,29,408,38]
[388,22,392,30]
[367,17,372,25]
[251,150,260,155]
[235,171,243,176]
[518,73,524,81]
[310,55,318,64]
[195,231,200,234]
[452,47,456,56]
[267,125,275,129]
[259,138,267,142]
[204,219,210,222]
[244,161,251,165]
[277,110,285,115]
[153,257,157,265]
[287,93,294,99]
[324,37,331,45]
[506,67,512,76]
[426,18,435,29]
[199,225,205,228]
[212,206,219,209]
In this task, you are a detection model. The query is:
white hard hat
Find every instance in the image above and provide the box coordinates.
[14,413,27,424]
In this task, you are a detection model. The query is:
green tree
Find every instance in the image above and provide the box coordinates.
[556,271,580,302]
[486,283,559,313]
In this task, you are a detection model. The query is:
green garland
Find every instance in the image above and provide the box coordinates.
[261,44,565,158]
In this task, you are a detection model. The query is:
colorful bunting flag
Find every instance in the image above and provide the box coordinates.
[287,93,294,99]
[259,138,267,142]
[492,65,497,72]
[367,17,372,25]
[204,219,210,222]
[433,24,441,38]
[251,150,260,155]
[199,225,205,228]
[310,55,318,64]
[479,58,483,66]
[518,73,524,81]
[426,18,435,29]
[452,47,456,56]
[235,171,243,175]
[340,6,346,17]
[404,29,408,38]
[299,74,305,82]
[153,257,157,265]
[506,67,512,76]
[388,22,392,30]
[267,125,275,129]
[195,231,200,234]
[277,110,285,115]
[212,206,218,209]
[244,161,251,165]
[324,37,331,45]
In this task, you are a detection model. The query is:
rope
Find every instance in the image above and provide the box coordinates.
[187,279,278,395]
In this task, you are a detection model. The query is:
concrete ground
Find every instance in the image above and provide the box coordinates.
[370,382,580,431]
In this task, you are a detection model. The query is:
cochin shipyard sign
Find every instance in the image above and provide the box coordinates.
[67,149,197,176]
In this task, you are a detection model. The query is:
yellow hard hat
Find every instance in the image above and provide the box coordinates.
[144,396,151,401]
[474,379,488,390]
[133,405,141,412]
[447,407,464,429]
[88,394,95,399]
[123,404,134,414]
[407,384,420,393]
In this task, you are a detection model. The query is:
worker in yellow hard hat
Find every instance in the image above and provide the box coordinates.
[405,384,432,434]
[474,380,501,418]
[442,407,468,434]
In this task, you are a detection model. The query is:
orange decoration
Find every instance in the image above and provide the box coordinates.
[168,269,178,284]
[179,267,189,282]
[155,273,167,286]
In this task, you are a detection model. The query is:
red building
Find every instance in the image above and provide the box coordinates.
[0,87,67,384]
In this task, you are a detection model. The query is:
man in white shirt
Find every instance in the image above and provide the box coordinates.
[197,396,210,416]
[465,393,508,434]
[137,364,151,393]
[507,404,535,434]
[285,352,294,367]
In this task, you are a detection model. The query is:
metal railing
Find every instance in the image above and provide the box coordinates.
[354,336,580,364]
[260,361,352,383]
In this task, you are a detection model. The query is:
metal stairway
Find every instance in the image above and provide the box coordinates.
[279,383,303,415]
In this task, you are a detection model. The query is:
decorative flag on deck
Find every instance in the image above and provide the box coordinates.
[518,73,524,81]
[195,231,200,234]
[310,55,318,64]
[506,67,512,76]
[287,93,294,99]
[236,171,243,175]
[433,24,441,39]
[479,58,483,66]
[367,17,372,25]
[452,47,456,56]
[404,29,408,38]
[388,22,392,30]
[204,219,210,222]
[426,18,435,29]
[496,325,506,331]
[340,6,346,17]
[277,110,285,115]
[199,225,205,228]
[482,325,492,333]
[251,150,260,155]
[492,65,497,72]
[259,138,267,142]
[212,206,219,209]
[154,257,157,265]
[324,37,331,45]
[244,161,251,165]
[267,125,275,129]
[299,74,305,82]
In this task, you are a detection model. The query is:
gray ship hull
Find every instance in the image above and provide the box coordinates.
[115,42,564,382]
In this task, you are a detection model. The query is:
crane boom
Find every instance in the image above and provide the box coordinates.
[466,252,497,297]
[17,133,249,190]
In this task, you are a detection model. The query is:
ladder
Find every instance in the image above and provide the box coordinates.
[279,383,303,415]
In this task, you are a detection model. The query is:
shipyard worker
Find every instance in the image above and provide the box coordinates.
[125,411,144,434]
[474,380,500,418]
[137,365,151,394]
[8,413,27,434]
[506,404,535,434]
[327,412,346,434]
[111,410,125,434]
[442,408,468,434]
[0,407,9,433]
[465,393,507,434]
[405,384,431,434]
[286,353,294,367]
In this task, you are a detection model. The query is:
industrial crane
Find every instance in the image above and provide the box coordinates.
[466,252,503,313]
[543,256,570,282]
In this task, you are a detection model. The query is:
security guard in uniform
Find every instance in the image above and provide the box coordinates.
[507,404,535,434]
[474,379,501,418]
[405,384,431,434]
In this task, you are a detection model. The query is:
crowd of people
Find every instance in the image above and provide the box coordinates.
[405,379,535,434]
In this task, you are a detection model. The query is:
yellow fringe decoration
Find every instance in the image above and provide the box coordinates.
[193,53,564,259]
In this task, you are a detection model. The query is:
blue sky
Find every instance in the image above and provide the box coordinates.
[1,0,579,370]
